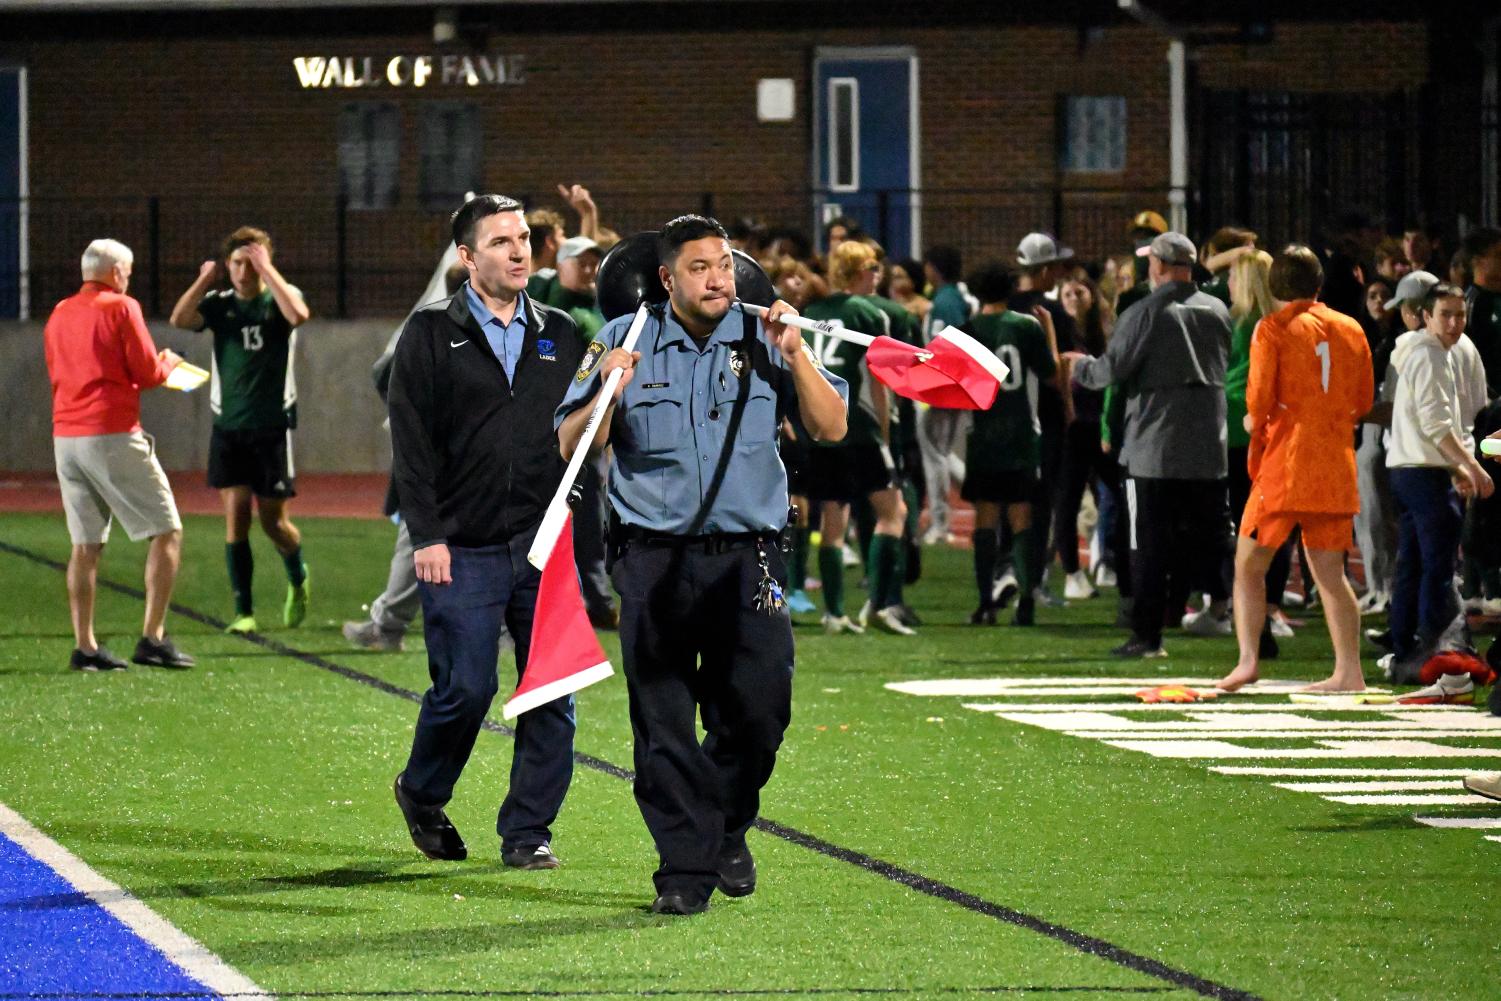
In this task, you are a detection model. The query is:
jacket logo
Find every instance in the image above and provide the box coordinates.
[536,338,557,361]
[576,340,606,382]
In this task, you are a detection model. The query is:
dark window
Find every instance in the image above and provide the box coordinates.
[1060,96,1126,173]
[337,103,400,210]
[419,103,483,212]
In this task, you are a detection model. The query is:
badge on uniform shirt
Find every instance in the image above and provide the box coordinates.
[576,340,605,382]
[729,348,749,380]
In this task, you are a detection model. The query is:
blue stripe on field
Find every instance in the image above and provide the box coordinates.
[0,831,221,999]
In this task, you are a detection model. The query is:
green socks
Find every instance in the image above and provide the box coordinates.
[818,547,845,617]
[226,541,254,616]
[789,526,810,594]
[282,546,307,586]
[867,533,901,610]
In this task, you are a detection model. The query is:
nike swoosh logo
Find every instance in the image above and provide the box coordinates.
[450,340,466,348]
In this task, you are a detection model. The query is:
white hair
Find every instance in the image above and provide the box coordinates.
[80,239,133,280]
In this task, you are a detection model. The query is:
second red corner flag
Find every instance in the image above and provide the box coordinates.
[503,512,613,720]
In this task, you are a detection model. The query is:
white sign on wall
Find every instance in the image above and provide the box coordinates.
[293,54,526,89]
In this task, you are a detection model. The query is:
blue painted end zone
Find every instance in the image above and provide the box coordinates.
[0,832,221,999]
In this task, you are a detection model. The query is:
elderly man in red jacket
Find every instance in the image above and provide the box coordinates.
[44,238,195,671]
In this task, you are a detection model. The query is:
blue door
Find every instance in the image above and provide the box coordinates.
[0,66,21,319]
[813,48,919,259]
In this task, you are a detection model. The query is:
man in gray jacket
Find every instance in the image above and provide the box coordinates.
[1066,232,1233,657]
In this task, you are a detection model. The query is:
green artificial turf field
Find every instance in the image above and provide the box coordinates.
[2,511,1499,1001]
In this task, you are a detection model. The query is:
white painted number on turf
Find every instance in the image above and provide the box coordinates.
[241,325,264,352]
[1315,341,1330,392]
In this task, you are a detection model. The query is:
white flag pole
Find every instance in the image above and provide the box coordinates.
[738,301,877,348]
[528,302,651,569]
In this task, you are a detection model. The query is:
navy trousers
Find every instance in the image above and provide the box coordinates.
[1389,466,1463,661]
[402,535,575,851]
[612,539,794,899]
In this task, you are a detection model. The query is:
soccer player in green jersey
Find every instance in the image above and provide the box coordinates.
[802,241,913,636]
[170,227,311,633]
[961,263,1060,626]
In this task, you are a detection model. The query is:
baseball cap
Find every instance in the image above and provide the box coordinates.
[1384,269,1439,311]
[1148,232,1197,266]
[1129,210,1168,235]
[557,235,600,264]
[1016,232,1074,268]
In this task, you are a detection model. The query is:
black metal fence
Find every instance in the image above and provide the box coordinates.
[3,186,1168,320]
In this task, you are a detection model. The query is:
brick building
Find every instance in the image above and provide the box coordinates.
[0,1,1495,319]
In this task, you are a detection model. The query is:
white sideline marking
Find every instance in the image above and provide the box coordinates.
[888,678,1309,697]
[1272,780,1464,793]
[1214,767,1479,777]
[1415,816,1501,829]
[964,701,1463,713]
[1100,739,1501,759]
[1486,836,1501,843]
[996,711,1501,735]
[1322,793,1496,806]
[1074,730,1501,740]
[0,801,272,999]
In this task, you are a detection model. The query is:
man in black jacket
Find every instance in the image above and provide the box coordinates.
[387,194,587,870]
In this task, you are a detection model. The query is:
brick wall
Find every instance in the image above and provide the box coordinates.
[0,13,1427,315]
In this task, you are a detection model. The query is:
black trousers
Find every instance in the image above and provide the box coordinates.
[1052,419,1113,573]
[1127,476,1232,647]
[1028,410,1066,582]
[612,538,794,899]
[403,534,576,851]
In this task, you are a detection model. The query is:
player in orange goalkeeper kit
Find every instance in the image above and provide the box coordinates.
[1217,245,1374,693]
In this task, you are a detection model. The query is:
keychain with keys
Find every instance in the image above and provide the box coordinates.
[753,539,785,614]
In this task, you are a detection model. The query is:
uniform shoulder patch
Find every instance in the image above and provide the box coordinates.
[576,340,606,382]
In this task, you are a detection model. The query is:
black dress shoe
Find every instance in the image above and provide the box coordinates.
[716,847,756,898]
[393,775,466,861]
[501,843,560,869]
[650,891,710,915]
[70,645,129,672]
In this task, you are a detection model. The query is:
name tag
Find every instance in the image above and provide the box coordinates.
[641,382,670,390]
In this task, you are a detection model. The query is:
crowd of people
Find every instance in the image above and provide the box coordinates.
[40,186,1501,909]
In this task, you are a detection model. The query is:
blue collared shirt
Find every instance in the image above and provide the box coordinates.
[555,304,849,534]
[464,283,529,383]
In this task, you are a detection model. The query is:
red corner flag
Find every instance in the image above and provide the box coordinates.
[863,326,1008,411]
[503,513,613,719]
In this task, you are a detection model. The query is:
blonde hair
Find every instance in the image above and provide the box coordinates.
[1230,249,1276,322]
[828,240,877,292]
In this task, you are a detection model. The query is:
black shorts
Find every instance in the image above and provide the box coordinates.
[961,466,1036,505]
[208,427,297,498]
[805,443,896,503]
[781,432,810,497]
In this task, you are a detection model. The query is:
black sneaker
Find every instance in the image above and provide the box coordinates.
[894,603,923,627]
[1111,637,1167,659]
[502,843,560,870]
[131,635,195,669]
[716,845,756,898]
[1490,680,1501,718]
[650,891,710,915]
[70,646,128,672]
[968,606,996,626]
[1258,621,1279,660]
[1365,628,1393,651]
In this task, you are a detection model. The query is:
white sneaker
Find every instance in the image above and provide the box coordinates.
[842,543,861,568]
[822,614,865,635]
[1480,598,1501,617]
[856,600,872,628]
[991,570,1019,608]
[920,526,947,546]
[1356,589,1389,616]
[1395,672,1475,705]
[1462,772,1501,801]
[1377,652,1395,678]
[1282,590,1306,608]
[1269,611,1295,639]
[872,606,916,636]
[1064,569,1099,600]
[1464,594,1486,614]
[1181,607,1232,636]
[1095,565,1118,589]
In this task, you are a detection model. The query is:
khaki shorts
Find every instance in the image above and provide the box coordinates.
[54,431,182,545]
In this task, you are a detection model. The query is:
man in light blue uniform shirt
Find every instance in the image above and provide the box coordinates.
[556,215,847,916]
[465,281,528,381]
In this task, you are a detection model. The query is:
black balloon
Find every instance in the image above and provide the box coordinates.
[596,231,667,321]
[732,249,776,309]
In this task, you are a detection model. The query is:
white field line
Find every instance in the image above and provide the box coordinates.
[1415,816,1501,829]
[0,801,271,999]
[1213,767,1480,777]
[1487,836,1501,843]
[1322,793,1498,806]
[964,702,1465,713]
[1100,739,1501,759]
[993,710,1501,734]
[887,678,1311,697]
[1271,780,1465,793]
[1071,730,1501,740]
